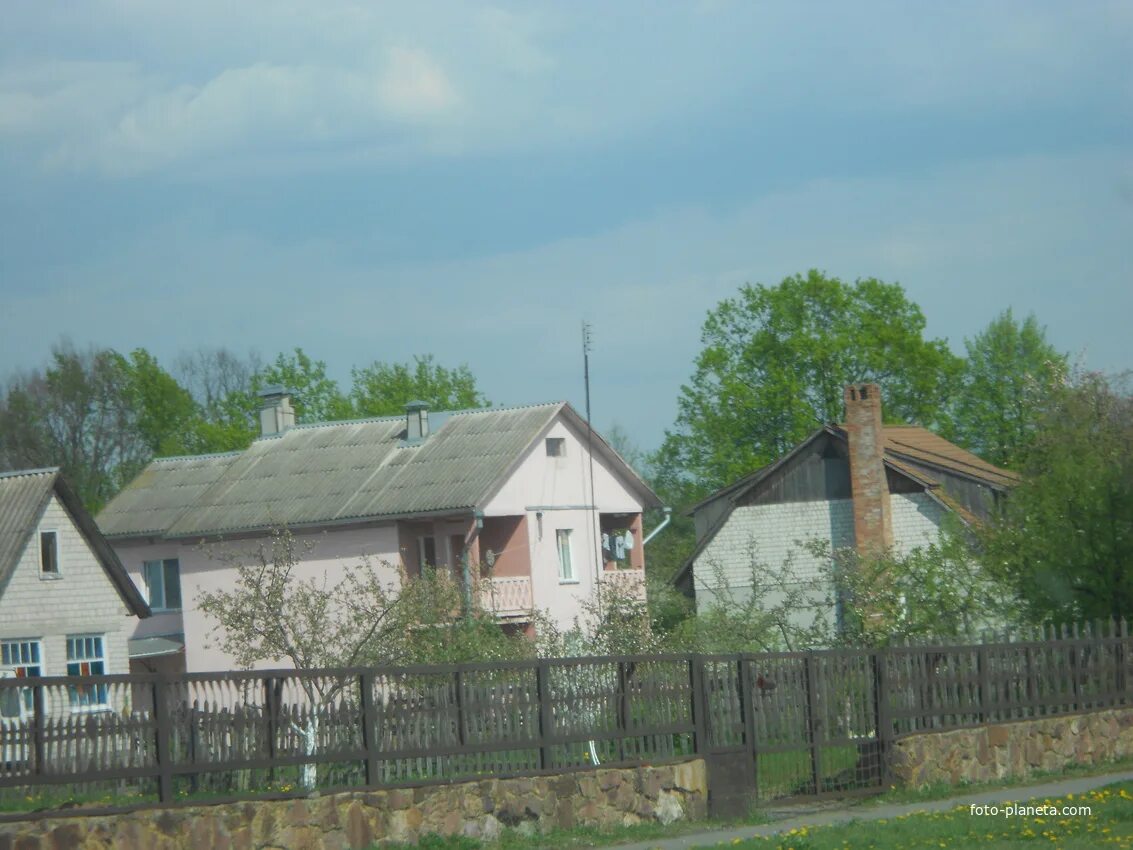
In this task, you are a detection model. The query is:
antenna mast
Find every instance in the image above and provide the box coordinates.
[582,322,602,604]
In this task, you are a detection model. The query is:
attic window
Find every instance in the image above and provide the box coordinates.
[546,438,566,458]
[39,531,59,575]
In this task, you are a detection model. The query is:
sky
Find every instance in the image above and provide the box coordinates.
[2,1,1131,454]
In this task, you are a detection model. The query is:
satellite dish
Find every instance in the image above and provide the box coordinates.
[484,549,497,568]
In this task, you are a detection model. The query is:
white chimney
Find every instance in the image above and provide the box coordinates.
[405,400,430,442]
[259,386,296,437]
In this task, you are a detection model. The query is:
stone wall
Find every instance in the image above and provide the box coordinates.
[891,707,1133,787]
[0,760,707,850]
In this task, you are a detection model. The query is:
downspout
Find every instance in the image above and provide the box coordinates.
[642,507,672,546]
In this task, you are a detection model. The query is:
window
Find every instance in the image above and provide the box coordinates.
[418,536,437,569]
[556,529,575,582]
[66,635,107,709]
[39,530,59,575]
[546,437,566,457]
[1,639,42,715]
[143,559,182,611]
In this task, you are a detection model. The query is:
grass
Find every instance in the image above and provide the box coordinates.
[861,753,1133,807]
[707,782,1133,849]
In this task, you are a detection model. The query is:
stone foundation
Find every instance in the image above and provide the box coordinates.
[891,707,1133,787]
[0,761,707,850]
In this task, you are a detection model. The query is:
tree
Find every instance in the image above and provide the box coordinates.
[655,271,963,493]
[174,347,263,452]
[0,342,148,511]
[350,354,488,416]
[980,371,1133,623]
[818,534,1018,647]
[252,348,353,423]
[951,309,1067,469]
[123,349,201,458]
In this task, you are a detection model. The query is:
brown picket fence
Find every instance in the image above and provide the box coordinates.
[1,619,1130,819]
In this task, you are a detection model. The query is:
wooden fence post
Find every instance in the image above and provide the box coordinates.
[873,651,892,784]
[738,657,757,791]
[1119,619,1130,706]
[152,672,174,804]
[977,646,991,724]
[454,668,467,748]
[803,654,823,795]
[359,671,379,787]
[262,676,278,783]
[689,656,708,756]
[1069,623,1081,712]
[31,683,45,776]
[535,661,554,771]
[616,661,628,763]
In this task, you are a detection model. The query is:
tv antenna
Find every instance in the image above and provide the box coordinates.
[582,321,602,604]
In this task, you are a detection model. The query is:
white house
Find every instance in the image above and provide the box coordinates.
[97,395,661,673]
[673,384,1018,630]
[0,468,150,698]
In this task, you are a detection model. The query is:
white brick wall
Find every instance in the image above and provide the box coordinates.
[692,494,949,632]
[0,495,133,676]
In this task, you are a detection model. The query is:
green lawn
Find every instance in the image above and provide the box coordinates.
[705,783,1133,850]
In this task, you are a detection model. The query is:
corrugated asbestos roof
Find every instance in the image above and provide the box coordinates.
[0,468,150,616]
[0,468,57,589]
[98,402,659,540]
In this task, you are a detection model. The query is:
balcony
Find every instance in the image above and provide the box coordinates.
[600,568,647,601]
[479,576,533,619]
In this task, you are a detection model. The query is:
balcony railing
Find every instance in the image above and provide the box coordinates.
[600,568,647,600]
[479,576,533,618]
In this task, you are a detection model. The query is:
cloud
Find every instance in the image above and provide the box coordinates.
[3,148,1128,448]
[4,2,1129,178]
[28,49,459,174]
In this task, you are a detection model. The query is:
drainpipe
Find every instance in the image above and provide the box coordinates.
[642,507,672,546]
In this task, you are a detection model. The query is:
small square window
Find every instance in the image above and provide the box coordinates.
[546,438,566,457]
[39,531,59,575]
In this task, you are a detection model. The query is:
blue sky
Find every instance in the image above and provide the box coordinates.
[2,1,1131,453]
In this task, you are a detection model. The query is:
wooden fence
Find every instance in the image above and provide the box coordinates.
[1,620,1130,816]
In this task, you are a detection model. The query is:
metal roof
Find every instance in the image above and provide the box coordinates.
[98,402,660,540]
[0,468,150,616]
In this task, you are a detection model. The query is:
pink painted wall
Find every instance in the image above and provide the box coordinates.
[114,524,401,672]
[483,416,650,632]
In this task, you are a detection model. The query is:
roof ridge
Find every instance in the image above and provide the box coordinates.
[283,401,564,433]
[150,451,244,463]
[0,467,59,480]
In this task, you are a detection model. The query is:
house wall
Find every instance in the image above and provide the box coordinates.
[114,524,402,673]
[691,492,948,632]
[483,417,648,632]
[0,495,133,676]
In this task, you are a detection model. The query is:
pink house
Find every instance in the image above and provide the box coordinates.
[97,395,661,673]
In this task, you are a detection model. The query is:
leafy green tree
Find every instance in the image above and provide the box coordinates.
[123,349,200,458]
[252,348,353,423]
[655,270,963,493]
[981,371,1133,623]
[0,343,146,511]
[350,354,488,416]
[952,309,1067,469]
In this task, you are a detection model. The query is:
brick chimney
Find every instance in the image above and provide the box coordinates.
[843,383,893,558]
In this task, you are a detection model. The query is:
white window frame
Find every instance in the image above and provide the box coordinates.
[65,634,109,712]
[143,558,183,612]
[556,529,577,583]
[1,638,43,719]
[546,437,566,458]
[38,529,60,577]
